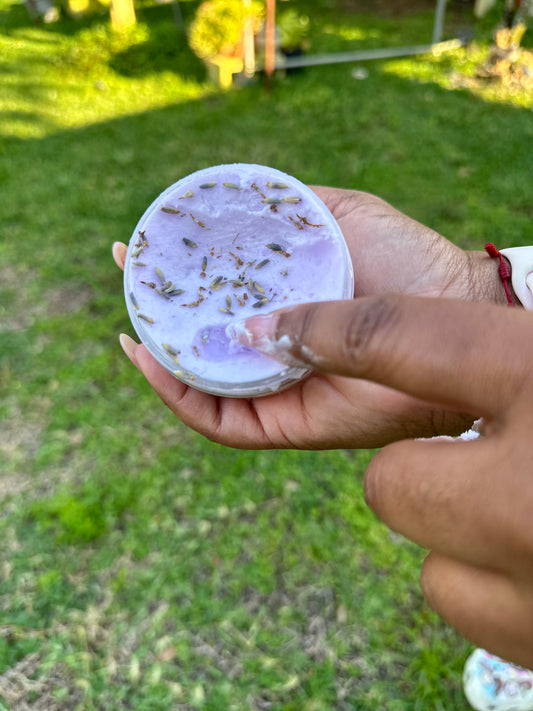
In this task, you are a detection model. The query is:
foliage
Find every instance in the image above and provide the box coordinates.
[59,21,150,72]
[189,0,264,59]
[278,7,310,50]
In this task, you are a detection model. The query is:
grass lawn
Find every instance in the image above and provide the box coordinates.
[1,0,532,708]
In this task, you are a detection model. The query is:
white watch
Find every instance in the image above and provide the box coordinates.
[499,246,533,310]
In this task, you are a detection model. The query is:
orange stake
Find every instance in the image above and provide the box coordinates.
[265,0,276,78]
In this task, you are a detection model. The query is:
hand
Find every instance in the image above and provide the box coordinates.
[239,294,533,668]
[113,187,505,450]
[310,187,501,303]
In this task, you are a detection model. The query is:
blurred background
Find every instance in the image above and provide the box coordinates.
[1,0,532,708]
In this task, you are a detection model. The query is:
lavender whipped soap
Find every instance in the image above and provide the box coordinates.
[123,163,354,397]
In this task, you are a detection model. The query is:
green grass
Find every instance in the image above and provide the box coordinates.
[1,0,532,708]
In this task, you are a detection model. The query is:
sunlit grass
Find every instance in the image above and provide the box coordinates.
[0,15,212,138]
[322,23,382,43]
[384,43,533,109]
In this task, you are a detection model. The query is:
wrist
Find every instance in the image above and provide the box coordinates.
[466,250,522,306]
[500,246,533,309]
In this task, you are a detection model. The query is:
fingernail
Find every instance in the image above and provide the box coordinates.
[112,242,126,269]
[230,313,278,349]
[228,312,309,369]
[119,333,139,365]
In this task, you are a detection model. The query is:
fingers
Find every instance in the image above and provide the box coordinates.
[133,342,222,438]
[119,333,139,366]
[364,421,533,583]
[421,552,533,669]
[238,295,533,419]
[119,334,272,449]
[112,241,127,271]
[120,333,220,437]
[363,435,533,571]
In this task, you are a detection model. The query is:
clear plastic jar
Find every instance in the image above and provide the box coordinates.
[124,163,354,397]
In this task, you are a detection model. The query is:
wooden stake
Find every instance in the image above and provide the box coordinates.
[242,0,256,78]
[264,0,275,89]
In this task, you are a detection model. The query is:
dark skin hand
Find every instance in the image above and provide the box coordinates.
[114,187,508,450]
[236,294,533,669]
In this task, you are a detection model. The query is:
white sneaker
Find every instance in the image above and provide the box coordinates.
[463,649,533,711]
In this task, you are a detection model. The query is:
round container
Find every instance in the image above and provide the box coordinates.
[124,163,354,397]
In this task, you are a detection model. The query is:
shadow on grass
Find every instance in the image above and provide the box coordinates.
[110,17,205,79]
[0,0,205,80]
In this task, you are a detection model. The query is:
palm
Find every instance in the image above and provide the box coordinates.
[204,372,461,449]
[115,188,475,450]
[314,187,471,300]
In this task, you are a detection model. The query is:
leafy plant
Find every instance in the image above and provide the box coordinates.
[189,0,264,59]
[278,7,310,50]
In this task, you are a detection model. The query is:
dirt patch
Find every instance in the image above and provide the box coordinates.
[0,403,43,502]
[0,276,93,333]
[0,474,33,502]
[0,653,83,710]
[46,283,94,317]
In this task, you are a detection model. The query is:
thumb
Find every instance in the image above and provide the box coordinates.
[236,295,533,418]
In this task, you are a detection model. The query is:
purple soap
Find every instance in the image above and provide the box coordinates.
[123,163,354,397]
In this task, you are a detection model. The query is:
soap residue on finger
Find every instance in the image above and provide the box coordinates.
[227,318,321,370]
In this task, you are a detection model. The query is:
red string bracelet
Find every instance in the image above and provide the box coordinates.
[484,243,515,306]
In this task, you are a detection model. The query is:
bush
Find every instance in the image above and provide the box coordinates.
[278,8,310,50]
[189,0,264,59]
